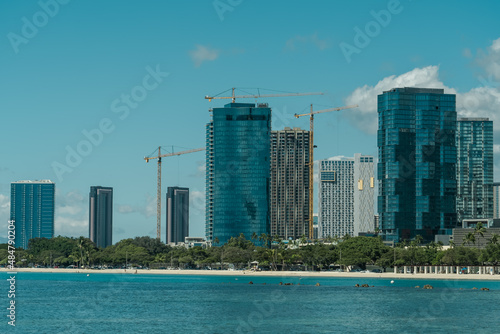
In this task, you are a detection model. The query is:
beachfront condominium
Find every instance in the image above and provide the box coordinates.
[166,186,189,244]
[456,118,493,223]
[89,186,113,248]
[205,102,271,244]
[318,154,374,238]
[377,87,457,242]
[10,180,55,249]
[270,127,311,240]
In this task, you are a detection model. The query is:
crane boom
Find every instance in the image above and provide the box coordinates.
[205,87,323,102]
[144,146,205,240]
[294,104,358,239]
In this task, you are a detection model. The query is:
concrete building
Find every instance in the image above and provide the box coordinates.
[206,102,271,244]
[353,153,375,236]
[11,180,55,249]
[494,182,500,219]
[89,186,113,248]
[319,154,374,238]
[378,87,457,242]
[166,186,189,244]
[456,118,493,223]
[270,127,310,240]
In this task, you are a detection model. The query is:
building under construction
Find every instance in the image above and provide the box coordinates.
[270,127,311,240]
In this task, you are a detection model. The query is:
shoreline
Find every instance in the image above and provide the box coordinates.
[2,268,500,280]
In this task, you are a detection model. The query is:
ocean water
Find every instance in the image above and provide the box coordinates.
[1,272,500,333]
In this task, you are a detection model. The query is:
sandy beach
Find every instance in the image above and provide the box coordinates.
[2,268,500,280]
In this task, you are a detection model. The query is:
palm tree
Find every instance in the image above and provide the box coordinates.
[213,237,220,247]
[488,233,499,245]
[474,222,486,247]
[462,232,476,246]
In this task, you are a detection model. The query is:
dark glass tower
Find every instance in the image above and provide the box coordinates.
[89,186,113,248]
[456,118,494,222]
[166,186,189,244]
[377,87,457,242]
[11,180,55,249]
[206,102,271,244]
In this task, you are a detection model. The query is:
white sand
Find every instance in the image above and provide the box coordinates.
[2,268,500,280]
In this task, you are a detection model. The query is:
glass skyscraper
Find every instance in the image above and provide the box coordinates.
[456,118,493,222]
[206,102,271,244]
[89,186,113,248]
[377,87,457,242]
[11,180,55,249]
[166,186,189,244]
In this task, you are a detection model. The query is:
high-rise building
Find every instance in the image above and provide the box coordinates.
[166,186,189,244]
[89,186,113,248]
[493,183,500,219]
[456,118,493,223]
[10,180,55,249]
[378,87,457,242]
[270,127,310,240]
[318,155,374,238]
[206,102,271,244]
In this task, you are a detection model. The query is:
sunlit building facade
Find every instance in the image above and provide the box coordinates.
[206,102,271,244]
[11,180,55,249]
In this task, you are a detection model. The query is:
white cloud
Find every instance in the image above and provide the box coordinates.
[189,45,219,67]
[189,190,205,214]
[476,37,500,82]
[457,86,500,124]
[116,195,156,218]
[54,190,87,238]
[344,65,455,134]
[285,33,330,51]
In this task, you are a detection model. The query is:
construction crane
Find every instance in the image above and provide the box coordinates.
[144,147,205,240]
[294,104,359,239]
[205,87,324,102]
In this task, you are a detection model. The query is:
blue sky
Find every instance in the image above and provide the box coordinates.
[1,0,500,243]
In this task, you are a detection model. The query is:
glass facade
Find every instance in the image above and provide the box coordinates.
[89,186,113,248]
[206,102,271,244]
[11,180,55,249]
[456,118,493,222]
[166,187,189,244]
[378,88,457,242]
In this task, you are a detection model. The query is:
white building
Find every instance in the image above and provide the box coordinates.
[319,154,374,238]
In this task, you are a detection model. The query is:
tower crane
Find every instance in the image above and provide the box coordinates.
[144,147,204,240]
[205,87,323,102]
[294,104,358,238]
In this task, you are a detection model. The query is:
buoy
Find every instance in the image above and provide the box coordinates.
[87,274,89,277]
[390,280,394,284]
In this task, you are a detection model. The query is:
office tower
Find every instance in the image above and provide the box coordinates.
[353,153,375,236]
[494,183,500,219]
[270,127,310,240]
[89,186,113,248]
[206,102,271,244]
[319,158,354,238]
[456,118,493,222]
[318,154,374,238]
[10,180,55,249]
[166,186,189,244]
[378,87,457,242]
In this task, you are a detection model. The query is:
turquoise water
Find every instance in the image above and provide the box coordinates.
[1,272,500,333]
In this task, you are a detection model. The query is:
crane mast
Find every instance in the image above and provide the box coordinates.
[294,104,359,239]
[144,147,205,241]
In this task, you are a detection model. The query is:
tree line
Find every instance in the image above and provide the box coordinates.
[1,232,500,271]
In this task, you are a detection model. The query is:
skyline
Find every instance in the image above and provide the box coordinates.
[1,1,500,243]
